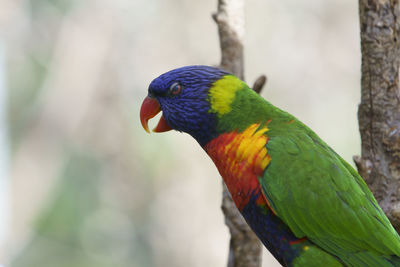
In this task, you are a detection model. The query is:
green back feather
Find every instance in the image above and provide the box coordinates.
[217,84,400,266]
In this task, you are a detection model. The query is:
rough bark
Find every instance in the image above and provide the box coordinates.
[356,0,400,232]
[213,0,245,79]
[213,1,263,267]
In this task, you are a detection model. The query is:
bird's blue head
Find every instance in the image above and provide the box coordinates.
[140,65,231,146]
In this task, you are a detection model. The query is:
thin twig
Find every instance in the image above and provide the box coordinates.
[252,75,267,94]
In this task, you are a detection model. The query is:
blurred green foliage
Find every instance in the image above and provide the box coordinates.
[11,151,155,267]
[12,152,102,267]
[8,53,49,151]
[30,0,75,15]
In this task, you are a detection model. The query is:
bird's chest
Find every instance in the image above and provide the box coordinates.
[204,124,271,210]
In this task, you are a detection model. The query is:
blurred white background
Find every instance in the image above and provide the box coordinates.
[1,0,360,266]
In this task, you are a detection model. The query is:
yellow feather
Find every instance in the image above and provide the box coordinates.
[208,75,244,117]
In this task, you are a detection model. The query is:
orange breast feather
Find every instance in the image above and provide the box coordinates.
[204,124,272,210]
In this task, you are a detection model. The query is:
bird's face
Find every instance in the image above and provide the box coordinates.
[140,65,230,145]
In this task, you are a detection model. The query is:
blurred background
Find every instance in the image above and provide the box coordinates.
[1,0,360,266]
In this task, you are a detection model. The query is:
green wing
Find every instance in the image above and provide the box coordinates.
[260,121,400,266]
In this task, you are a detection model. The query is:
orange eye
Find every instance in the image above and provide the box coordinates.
[169,82,182,95]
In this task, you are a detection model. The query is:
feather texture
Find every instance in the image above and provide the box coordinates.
[143,66,400,266]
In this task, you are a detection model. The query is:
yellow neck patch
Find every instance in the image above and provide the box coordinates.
[208,75,244,117]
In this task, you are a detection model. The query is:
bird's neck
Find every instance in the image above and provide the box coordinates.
[203,123,271,209]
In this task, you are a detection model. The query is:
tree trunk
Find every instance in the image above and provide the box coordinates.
[213,0,262,267]
[355,0,400,232]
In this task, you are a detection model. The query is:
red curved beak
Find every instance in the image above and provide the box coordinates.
[140,96,172,133]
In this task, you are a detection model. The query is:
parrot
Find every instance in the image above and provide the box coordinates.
[139,65,400,266]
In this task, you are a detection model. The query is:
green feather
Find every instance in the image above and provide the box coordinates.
[216,83,400,266]
[259,112,400,266]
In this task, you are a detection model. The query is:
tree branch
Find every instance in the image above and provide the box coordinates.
[213,0,245,79]
[213,1,262,266]
[252,75,267,94]
[357,0,400,232]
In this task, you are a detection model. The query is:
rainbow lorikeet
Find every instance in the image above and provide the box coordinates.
[140,65,400,266]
